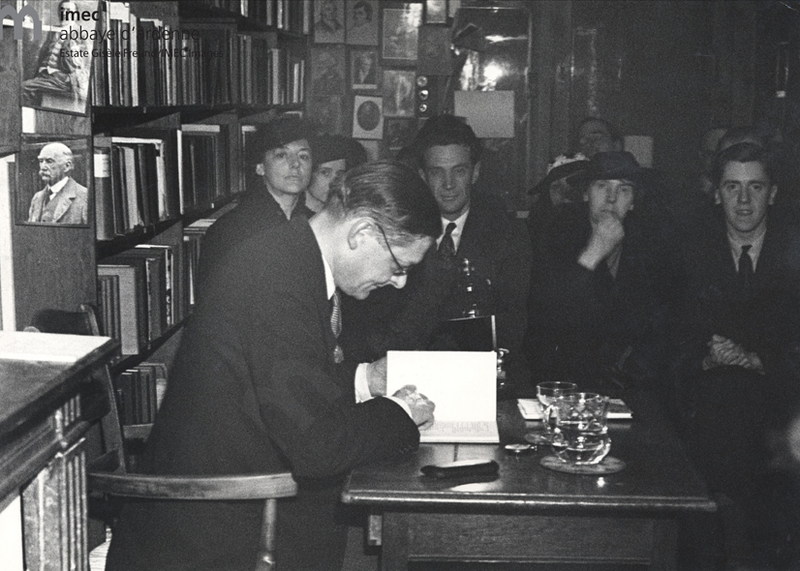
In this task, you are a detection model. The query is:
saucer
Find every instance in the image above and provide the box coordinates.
[540,455,626,475]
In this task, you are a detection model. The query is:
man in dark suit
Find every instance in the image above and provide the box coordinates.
[106,162,441,571]
[341,115,532,386]
[197,116,315,294]
[27,142,88,224]
[676,142,800,568]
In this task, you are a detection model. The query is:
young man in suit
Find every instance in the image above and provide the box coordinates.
[106,161,440,571]
[27,142,88,224]
[197,116,315,293]
[677,141,800,568]
[341,115,532,386]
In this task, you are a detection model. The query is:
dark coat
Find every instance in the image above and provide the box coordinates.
[196,188,313,297]
[524,203,680,396]
[675,208,800,410]
[340,194,531,367]
[106,217,419,571]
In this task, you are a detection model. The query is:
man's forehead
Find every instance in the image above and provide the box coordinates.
[722,161,768,179]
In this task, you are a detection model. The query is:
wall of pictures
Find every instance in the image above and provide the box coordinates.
[306,0,456,160]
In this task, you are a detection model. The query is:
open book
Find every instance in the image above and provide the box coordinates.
[386,351,500,443]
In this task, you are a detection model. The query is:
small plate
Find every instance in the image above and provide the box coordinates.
[540,455,626,475]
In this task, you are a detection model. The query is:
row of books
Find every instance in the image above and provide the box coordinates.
[94,120,240,241]
[91,2,307,108]
[190,0,312,33]
[97,224,186,355]
[115,362,168,426]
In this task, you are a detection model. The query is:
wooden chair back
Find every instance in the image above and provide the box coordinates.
[28,305,298,571]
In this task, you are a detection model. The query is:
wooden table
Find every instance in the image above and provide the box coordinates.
[0,332,117,571]
[342,398,716,570]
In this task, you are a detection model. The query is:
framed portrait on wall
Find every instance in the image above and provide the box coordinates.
[16,136,90,227]
[381,5,422,63]
[19,0,100,115]
[307,96,346,135]
[310,45,346,95]
[346,0,378,46]
[352,95,383,139]
[314,0,346,44]
[424,0,448,25]
[351,48,379,90]
[382,69,415,117]
[385,118,417,152]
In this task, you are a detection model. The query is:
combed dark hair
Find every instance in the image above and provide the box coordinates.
[414,114,482,165]
[575,116,622,147]
[327,161,442,242]
[711,142,776,189]
[353,0,372,19]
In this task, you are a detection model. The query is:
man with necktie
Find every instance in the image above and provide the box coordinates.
[27,141,88,224]
[676,141,800,568]
[340,115,532,387]
[106,161,439,571]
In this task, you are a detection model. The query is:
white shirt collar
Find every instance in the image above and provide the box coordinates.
[437,208,470,251]
[727,226,766,271]
[49,177,68,195]
[321,251,336,300]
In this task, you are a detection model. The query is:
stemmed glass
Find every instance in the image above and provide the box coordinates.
[525,381,578,445]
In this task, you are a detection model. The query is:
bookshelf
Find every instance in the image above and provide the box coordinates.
[0,0,310,445]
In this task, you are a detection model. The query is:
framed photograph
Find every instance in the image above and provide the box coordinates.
[310,45,346,95]
[19,0,99,115]
[418,25,452,75]
[382,69,415,118]
[306,96,345,135]
[352,95,384,139]
[314,0,346,44]
[346,0,378,46]
[385,118,417,152]
[424,0,448,25]
[16,136,90,227]
[381,5,422,63]
[351,48,379,90]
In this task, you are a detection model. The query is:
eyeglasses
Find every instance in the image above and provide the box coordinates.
[375,224,409,277]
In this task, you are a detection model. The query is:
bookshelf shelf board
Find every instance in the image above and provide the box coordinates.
[110,322,183,375]
[96,220,182,260]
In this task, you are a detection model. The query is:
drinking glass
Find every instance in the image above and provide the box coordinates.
[525,381,577,445]
[549,392,611,466]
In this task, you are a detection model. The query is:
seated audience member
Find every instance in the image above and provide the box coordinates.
[524,151,680,398]
[526,152,590,251]
[341,115,532,383]
[675,141,800,568]
[698,127,729,197]
[305,134,348,213]
[197,116,315,291]
[105,162,440,571]
[575,116,624,158]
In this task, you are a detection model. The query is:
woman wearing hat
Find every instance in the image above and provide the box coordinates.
[525,151,680,398]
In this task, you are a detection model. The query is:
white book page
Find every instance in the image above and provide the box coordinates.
[386,351,499,442]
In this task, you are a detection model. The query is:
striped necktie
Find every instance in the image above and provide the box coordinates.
[331,290,344,363]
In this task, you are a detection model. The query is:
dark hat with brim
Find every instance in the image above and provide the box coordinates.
[253,116,313,160]
[530,152,590,195]
[577,151,645,186]
[311,134,349,167]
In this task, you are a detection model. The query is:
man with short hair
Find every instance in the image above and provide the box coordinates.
[28,141,88,224]
[197,116,315,291]
[106,161,440,571]
[575,116,624,158]
[677,141,800,568]
[305,134,348,213]
[341,115,532,384]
